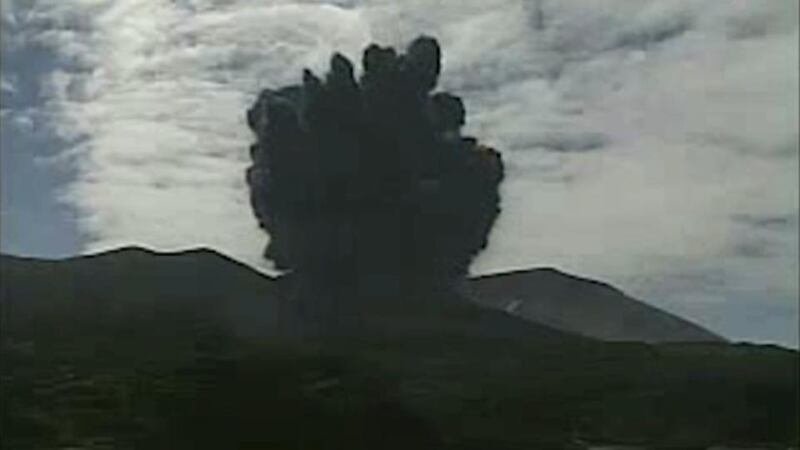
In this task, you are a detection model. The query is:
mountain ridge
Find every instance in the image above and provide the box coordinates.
[2,246,724,344]
[2,246,797,448]
[467,267,725,343]
[1,246,576,342]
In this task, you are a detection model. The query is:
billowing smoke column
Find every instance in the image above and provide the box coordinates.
[246,36,504,284]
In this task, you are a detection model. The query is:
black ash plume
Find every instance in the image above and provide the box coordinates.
[246,36,504,284]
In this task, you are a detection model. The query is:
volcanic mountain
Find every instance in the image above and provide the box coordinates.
[2,247,722,343]
[1,248,796,448]
[467,268,724,343]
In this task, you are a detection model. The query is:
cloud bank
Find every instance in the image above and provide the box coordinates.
[1,0,797,345]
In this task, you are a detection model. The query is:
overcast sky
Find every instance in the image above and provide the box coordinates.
[1,0,797,347]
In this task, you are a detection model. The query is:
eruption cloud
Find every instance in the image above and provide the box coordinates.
[246,36,504,283]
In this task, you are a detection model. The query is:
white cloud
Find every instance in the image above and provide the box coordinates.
[10,0,371,269]
[0,75,16,96]
[6,0,798,344]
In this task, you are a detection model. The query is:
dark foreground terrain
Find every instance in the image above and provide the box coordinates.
[1,248,797,449]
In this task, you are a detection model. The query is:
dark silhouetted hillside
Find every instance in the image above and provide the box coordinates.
[0,247,574,342]
[0,247,282,340]
[1,248,797,449]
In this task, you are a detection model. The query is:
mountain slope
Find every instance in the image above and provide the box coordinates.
[1,248,797,448]
[1,247,283,340]
[0,247,575,342]
[468,268,724,343]
[1,247,723,343]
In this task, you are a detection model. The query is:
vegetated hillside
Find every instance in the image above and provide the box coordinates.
[468,268,725,343]
[0,247,572,342]
[1,248,797,449]
[0,247,283,340]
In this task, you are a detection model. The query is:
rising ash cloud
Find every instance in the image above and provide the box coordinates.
[246,37,503,282]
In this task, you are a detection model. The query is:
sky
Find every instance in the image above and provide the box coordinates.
[1,0,797,347]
